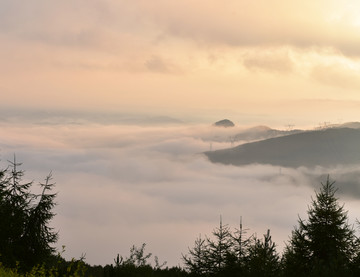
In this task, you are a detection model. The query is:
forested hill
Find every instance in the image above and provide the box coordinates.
[204,127,360,167]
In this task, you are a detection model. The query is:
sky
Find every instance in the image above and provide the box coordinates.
[1,0,360,125]
[2,0,360,267]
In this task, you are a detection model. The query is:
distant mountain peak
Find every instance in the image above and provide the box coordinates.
[213,119,235,128]
[247,125,272,131]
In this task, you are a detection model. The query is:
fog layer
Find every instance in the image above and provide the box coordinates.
[1,120,359,266]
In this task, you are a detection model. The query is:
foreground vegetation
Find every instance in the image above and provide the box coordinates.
[1,159,360,276]
[183,177,360,276]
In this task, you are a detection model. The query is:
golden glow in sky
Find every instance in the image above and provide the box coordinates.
[1,0,360,125]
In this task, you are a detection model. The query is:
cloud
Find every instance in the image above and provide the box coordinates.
[135,0,360,56]
[241,48,294,73]
[2,0,360,58]
[3,0,360,120]
[1,117,360,266]
[144,55,181,74]
[311,63,360,91]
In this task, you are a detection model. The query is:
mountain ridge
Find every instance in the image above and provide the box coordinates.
[204,127,360,167]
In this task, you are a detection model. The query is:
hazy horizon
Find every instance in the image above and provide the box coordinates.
[2,0,360,267]
[0,106,350,130]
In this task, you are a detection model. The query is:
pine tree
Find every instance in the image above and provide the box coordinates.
[223,217,251,275]
[246,229,280,277]
[206,216,234,274]
[281,220,311,276]
[231,217,250,263]
[183,217,236,276]
[0,159,34,268]
[183,217,256,276]
[0,159,58,270]
[182,235,210,275]
[283,176,358,276]
[21,173,58,267]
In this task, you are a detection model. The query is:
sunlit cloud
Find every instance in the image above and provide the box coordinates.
[311,63,360,91]
[1,0,360,122]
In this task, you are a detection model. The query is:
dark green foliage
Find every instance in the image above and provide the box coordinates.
[246,230,280,277]
[183,218,279,276]
[182,235,210,275]
[206,217,234,273]
[183,217,235,275]
[184,177,360,276]
[92,243,188,277]
[225,217,252,275]
[0,158,58,270]
[231,218,251,265]
[282,176,360,276]
[0,253,88,277]
[281,222,311,276]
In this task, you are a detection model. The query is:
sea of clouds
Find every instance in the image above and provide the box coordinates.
[1,119,360,266]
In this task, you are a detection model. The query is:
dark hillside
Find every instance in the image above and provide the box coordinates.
[205,128,360,167]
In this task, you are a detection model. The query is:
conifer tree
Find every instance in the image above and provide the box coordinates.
[283,176,358,276]
[246,229,280,277]
[0,159,33,267]
[0,159,58,270]
[206,216,233,273]
[281,221,311,276]
[182,235,210,275]
[21,173,58,267]
[231,217,251,265]
[183,217,254,276]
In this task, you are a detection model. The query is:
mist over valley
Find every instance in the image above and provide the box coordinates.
[1,114,360,267]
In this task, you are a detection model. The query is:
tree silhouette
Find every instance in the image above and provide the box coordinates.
[246,229,280,277]
[283,176,359,276]
[0,158,58,270]
[183,217,276,276]
[182,235,210,275]
[206,216,233,273]
[232,217,251,263]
